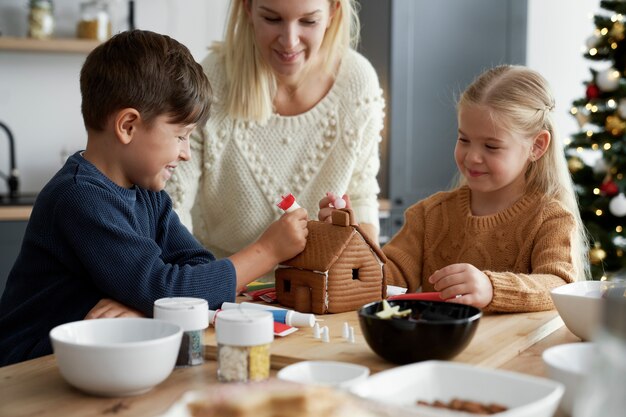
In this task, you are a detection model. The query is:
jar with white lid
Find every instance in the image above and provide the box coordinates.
[154,297,209,367]
[215,309,273,382]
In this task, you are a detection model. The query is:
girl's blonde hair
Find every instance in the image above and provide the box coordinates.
[457,65,590,281]
[212,0,360,123]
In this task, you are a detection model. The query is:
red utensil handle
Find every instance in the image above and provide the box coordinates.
[387,292,443,301]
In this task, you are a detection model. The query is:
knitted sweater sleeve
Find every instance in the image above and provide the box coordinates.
[343,52,384,230]
[55,185,236,314]
[484,203,577,313]
[382,203,425,292]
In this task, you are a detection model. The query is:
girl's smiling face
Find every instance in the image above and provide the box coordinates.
[247,0,335,82]
[455,104,533,200]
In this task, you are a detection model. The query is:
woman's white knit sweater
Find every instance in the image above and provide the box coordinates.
[166,49,385,260]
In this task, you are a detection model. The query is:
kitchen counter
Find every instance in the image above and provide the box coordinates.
[0,194,37,221]
[0,206,32,221]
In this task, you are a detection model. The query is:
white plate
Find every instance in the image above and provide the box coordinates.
[277,360,370,389]
[350,361,564,417]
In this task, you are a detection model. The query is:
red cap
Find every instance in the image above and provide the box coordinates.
[277,193,296,211]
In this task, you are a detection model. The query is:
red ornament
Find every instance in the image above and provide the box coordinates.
[600,180,619,197]
[586,83,600,100]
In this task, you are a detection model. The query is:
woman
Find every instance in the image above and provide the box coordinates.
[166,0,385,272]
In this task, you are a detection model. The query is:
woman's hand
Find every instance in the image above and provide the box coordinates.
[84,298,145,320]
[428,263,493,308]
[318,192,351,222]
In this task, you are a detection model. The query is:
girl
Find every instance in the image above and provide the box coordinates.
[382,65,589,313]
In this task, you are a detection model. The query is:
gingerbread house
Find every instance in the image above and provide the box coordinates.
[275,209,387,314]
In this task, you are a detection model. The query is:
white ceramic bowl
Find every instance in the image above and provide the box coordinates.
[542,342,595,416]
[50,318,182,397]
[550,281,611,340]
[277,361,370,389]
[350,361,564,417]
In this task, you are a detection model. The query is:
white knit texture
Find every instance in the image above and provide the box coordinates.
[167,49,385,260]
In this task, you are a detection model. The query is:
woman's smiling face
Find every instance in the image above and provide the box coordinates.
[247,0,335,81]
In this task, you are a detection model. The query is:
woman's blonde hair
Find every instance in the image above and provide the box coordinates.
[213,0,360,122]
[457,65,590,281]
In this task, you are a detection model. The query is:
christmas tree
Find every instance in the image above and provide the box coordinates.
[566,0,626,279]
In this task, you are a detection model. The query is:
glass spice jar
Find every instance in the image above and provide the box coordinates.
[154,297,209,367]
[28,0,54,39]
[215,309,273,383]
[77,0,111,41]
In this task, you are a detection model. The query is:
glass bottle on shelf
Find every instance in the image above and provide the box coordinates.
[77,0,111,42]
[28,0,54,39]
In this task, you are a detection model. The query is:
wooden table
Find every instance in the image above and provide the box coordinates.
[0,309,580,417]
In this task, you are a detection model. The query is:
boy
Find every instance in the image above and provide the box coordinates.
[0,30,308,366]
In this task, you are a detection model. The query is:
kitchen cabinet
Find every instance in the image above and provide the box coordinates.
[359,0,528,237]
[0,220,27,298]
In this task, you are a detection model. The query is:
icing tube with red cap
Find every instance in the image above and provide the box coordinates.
[277,193,301,213]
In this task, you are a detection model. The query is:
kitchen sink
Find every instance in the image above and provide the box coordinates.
[0,193,38,206]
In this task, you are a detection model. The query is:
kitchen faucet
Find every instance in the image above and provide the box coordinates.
[0,121,19,199]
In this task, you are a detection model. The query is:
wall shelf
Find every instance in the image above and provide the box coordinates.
[0,36,100,53]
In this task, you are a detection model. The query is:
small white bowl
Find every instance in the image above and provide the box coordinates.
[50,318,182,397]
[542,342,595,416]
[350,361,564,417]
[550,281,611,340]
[277,360,370,389]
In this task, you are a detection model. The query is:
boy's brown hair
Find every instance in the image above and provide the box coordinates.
[80,29,211,131]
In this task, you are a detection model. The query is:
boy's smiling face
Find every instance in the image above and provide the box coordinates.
[121,114,195,192]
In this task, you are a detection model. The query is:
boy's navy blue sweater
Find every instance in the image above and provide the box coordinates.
[0,152,236,366]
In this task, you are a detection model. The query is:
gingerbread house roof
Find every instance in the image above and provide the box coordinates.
[279,209,387,271]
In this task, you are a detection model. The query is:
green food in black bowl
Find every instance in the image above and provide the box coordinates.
[358,299,482,364]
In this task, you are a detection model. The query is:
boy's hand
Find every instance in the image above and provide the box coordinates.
[84,298,145,320]
[428,263,493,308]
[229,208,308,288]
[318,192,351,222]
[260,208,309,262]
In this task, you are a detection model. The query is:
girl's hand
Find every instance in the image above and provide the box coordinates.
[318,192,351,222]
[428,263,493,308]
[84,298,145,320]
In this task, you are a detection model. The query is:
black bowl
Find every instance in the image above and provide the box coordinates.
[358,299,482,364]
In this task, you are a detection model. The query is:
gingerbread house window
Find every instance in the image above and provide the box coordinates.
[283,279,291,293]
[352,268,360,280]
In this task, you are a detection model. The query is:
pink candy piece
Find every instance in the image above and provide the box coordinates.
[333,198,346,209]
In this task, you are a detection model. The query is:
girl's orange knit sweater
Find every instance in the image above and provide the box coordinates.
[383,186,577,312]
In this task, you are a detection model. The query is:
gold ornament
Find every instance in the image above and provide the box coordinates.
[575,111,591,128]
[568,156,585,173]
[611,21,625,41]
[606,114,626,136]
[589,245,607,265]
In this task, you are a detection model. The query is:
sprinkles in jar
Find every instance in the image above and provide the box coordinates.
[215,309,273,382]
